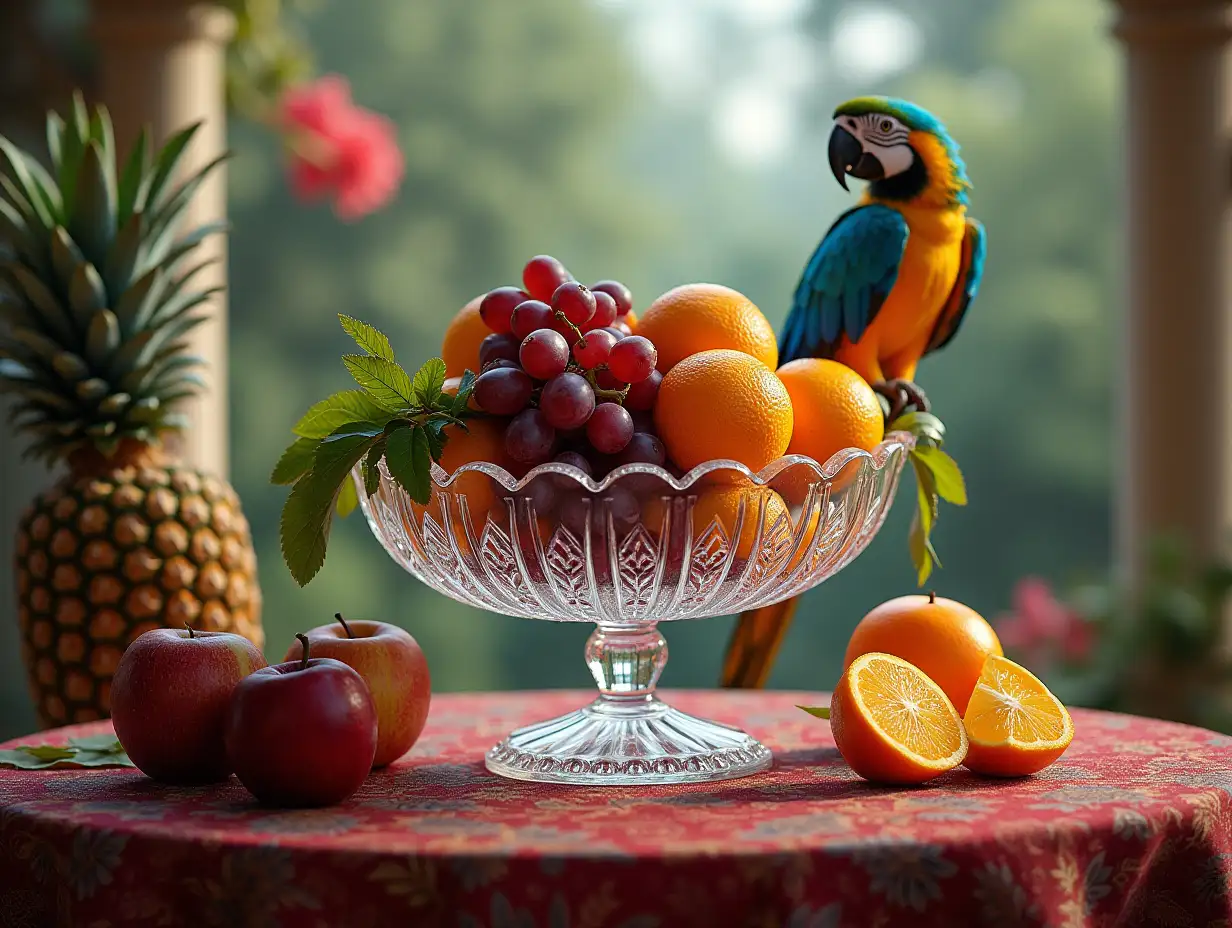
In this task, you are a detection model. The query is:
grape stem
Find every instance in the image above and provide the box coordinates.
[553,310,586,344]
[585,366,630,404]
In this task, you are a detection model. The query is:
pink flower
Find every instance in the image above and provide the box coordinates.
[994,576,1094,667]
[279,75,404,221]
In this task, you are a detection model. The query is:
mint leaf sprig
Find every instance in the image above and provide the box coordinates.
[274,314,477,587]
[889,409,967,586]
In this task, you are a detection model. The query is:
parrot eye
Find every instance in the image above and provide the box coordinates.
[880,119,893,132]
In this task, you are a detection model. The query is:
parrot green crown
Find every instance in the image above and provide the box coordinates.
[830,96,970,207]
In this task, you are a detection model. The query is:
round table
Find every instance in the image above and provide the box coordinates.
[2,690,1231,927]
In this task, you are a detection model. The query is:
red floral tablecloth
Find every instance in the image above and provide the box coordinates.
[2,690,1232,928]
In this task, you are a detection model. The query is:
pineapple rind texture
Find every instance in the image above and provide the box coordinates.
[0,94,225,464]
[15,463,263,728]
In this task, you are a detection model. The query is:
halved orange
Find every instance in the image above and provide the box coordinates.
[962,655,1073,777]
[831,652,968,784]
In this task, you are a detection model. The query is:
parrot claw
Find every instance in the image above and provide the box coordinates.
[872,379,931,422]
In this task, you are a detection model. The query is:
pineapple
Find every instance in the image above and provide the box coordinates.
[0,95,263,728]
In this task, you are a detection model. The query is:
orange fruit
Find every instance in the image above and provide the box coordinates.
[637,283,778,373]
[623,310,638,334]
[645,485,791,560]
[963,655,1074,776]
[441,294,488,378]
[831,652,968,784]
[843,592,1003,714]
[411,417,506,530]
[441,376,480,412]
[777,359,884,467]
[654,349,792,474]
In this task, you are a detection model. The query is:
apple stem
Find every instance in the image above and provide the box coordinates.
[296,633,310,670]
[185,622,195,639]
[928,590,936,604]
[335,612,354,639]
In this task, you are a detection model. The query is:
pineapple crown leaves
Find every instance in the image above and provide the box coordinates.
[0,92,229,464]
[889,408,967,586]
[276,313,476,587]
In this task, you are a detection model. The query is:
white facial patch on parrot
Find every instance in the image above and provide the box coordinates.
[837,113,914,179]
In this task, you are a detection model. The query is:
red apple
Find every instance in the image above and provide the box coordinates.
[226,634,377,807]
[287,613,431,767]
[111,626,267,783]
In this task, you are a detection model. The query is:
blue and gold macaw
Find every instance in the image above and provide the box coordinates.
[721,97,985,690]
[779,96,986,412]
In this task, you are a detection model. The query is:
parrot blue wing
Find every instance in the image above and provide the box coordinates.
[779,205,909,364]
[925,217,985,355]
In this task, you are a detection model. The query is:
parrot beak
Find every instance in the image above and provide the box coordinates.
[828,125,885,190]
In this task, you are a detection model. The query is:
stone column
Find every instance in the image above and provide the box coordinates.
[89,0,234,477]
[1111,0,1232,576]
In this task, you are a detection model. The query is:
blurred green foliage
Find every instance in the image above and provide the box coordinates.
[0,0,1119,737]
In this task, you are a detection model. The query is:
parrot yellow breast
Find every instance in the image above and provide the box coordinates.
[832,199,967,383]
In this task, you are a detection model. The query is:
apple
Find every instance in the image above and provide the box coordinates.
[287,613,431,767]
[226,633,377,807]
[111,626,267,783]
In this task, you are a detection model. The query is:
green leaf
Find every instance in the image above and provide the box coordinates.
[338,314,394,361]
[68,734,126,753]
[139,121,202,214]
[913,446,968,506]
[343,355,414,409]
[385,425,433,504]
[336,474,360,517]
[908,456,941,586]
[271,436,317,485]
[452,368,477,415]
[424,418,448,460]
[280,426,378,586]
[411,357,447,408]
[363,438,387,497]
[116,126,150,224]
[891,410,946,448]
[292,390,391,439]
[797,705,830,720]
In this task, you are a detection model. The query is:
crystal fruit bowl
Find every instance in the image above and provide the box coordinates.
[356,432,913,785]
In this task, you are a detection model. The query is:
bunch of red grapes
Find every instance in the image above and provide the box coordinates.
[472,255,668,479]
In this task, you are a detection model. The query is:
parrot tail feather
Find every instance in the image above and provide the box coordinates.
[720,597,800,688]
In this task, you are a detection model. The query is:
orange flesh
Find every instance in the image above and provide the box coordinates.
[853,655,965,763]
[964,656,1070,747]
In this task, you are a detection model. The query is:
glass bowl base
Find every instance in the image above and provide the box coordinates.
[484,695,773,786]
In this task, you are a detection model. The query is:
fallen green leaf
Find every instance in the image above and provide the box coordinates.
[797,705,831,720]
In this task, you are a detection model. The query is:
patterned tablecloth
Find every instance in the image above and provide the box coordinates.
[2,689,1232,928]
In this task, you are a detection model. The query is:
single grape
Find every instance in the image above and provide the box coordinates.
[554,450,592,476]
[590,280,633,317]
[482,358,520,373]
[583,291,618,332]
[519,476,557,517]
[519,329,571,380]
[587,403,634,454]
[523,255,571,301]
[539,372,596,430]
[479,286,529,334]
[505,409,557,465]
[603,485,640,530]
[572,329,617,370]
[623,368,662,410]
[510,299,554,341]
[558,493,591,536]
[474,367,534,415]
[618,431,667,468]
[629,409,655,434]
[613,320,633,337]
[479,332,521,367]
[552,281,596,327]
[607,336,658,384]
[600,326,626,341]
